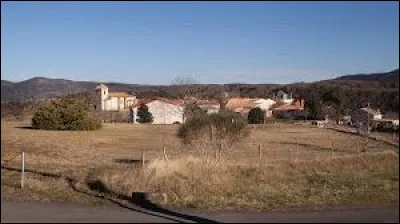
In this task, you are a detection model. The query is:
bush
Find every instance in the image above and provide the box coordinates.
[177,112,249,157]
[31,99,102,131]
[136,104,153,123]
[1,100,33,121]
[183,102,206,121]
[247,107,265,124]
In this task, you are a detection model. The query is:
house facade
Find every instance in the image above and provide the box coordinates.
[276,90,294,105]
[196,100,221,114]
[371,118,399,131]
[95,84,137,111]
[226,98,257,119]
[253,98,276,117]
[225,97,277,119]
[132,98,185,124]
[272,98,305,119]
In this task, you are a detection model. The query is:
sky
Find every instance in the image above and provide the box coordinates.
[1,1,399,85]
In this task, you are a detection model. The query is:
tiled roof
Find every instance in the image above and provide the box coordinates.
[108,92,134,98]
[130,99,154,108]
[196,99,220,105]
[254,98,276,103]
[157,98,185,107]
[196,100,220,109]
[226,98,257,110]
[131,97,185,108]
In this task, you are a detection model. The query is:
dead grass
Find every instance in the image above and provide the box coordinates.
[1,120,398,210]
[89,152,398,211]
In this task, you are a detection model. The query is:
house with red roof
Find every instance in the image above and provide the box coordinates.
[272,98,305,119]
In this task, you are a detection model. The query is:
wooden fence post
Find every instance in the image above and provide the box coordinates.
[141,151,145,168]
[163,144,168,161]
[258,144,262,167]
[275,147,278,179]
[21,152,25,188]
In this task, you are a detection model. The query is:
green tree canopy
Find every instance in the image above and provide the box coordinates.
[247,107,265,124]
[136,104,153,123]
[305,92,324,120]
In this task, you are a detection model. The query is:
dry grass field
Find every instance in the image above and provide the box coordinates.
[1,120,398,211]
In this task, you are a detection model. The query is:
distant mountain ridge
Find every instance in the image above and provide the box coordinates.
[335,69,399,82]
[1,69,399,102]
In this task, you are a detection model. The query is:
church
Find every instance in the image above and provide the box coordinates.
[95,84,137,111]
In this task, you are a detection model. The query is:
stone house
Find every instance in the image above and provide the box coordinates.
[131,98,185,124]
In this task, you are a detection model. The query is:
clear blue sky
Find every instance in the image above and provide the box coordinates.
[1,1,399,85]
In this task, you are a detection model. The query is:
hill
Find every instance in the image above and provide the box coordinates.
[335,69,399,82]
[0,77,159,102]
[1,69,399,112]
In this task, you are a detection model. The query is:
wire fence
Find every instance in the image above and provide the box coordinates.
[1,152,21,164]
[1,126,397,191]
[1,151,25,188]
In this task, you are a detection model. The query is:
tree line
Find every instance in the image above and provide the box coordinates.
[2,80,398,121]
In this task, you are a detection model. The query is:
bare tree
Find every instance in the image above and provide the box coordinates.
[171,76,197,86]
[217,86,229,112]
[171,76,199,102]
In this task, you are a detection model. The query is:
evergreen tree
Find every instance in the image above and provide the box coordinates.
[305,92,324,120]
[247,107,265,124]
[136,104,153,123]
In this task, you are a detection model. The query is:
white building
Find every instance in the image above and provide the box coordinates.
[276,90,294,105]
[225,97,276,118]
[95,84,137,111]
[196,100,221,114]
[132,98,185,124]
[253,98,276,117]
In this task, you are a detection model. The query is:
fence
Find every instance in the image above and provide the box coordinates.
[1,127,397,192]
[1,151,25,188]
[325,124,399,147]
[89,110,132,123]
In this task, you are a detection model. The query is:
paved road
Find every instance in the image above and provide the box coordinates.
[1,200,398,223]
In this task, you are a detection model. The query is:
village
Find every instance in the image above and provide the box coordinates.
[94,83,399,133]
[1,1,399,222]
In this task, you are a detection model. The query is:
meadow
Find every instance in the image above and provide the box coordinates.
[1,120,398,211]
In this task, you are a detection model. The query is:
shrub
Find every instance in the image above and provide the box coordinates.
[31,99,102,131]
[177,112,249,157]
[136,104,153,123]
[183,102,206,121]
[1,100,33,121]
[247,107,265,124]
